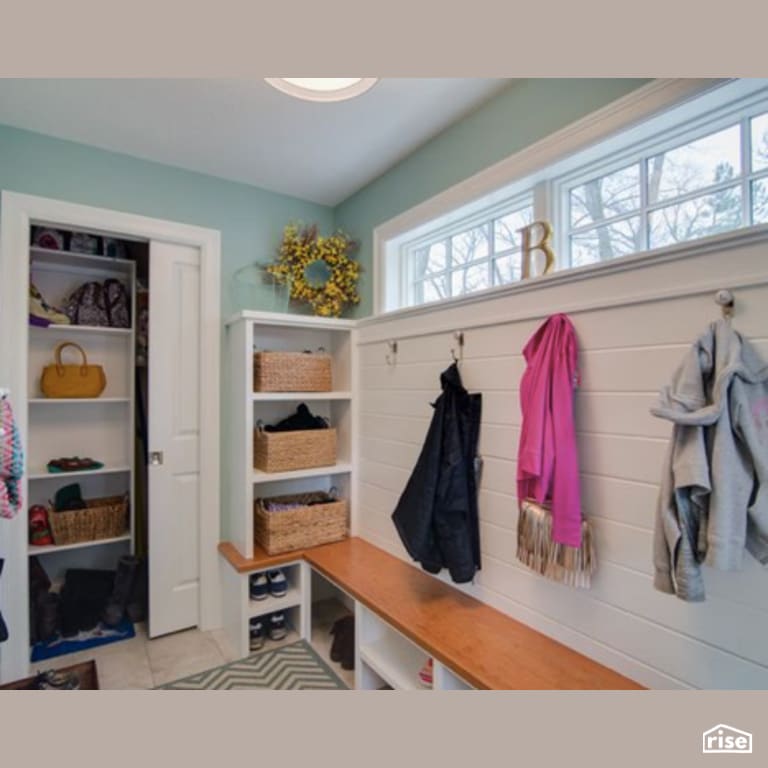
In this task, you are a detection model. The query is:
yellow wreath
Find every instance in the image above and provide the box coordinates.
[267,222,361,318]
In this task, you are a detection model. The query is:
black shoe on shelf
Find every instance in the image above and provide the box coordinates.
[268,612,287,641]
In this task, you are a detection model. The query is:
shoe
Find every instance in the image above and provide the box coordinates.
[329,615,353,663]
[29,283,70,327]
[249,618,266,651]
[267,612,287,641]
[102,556,139,627]
[46,457,105,473]
[249,572,268,601]
[33,669,80,690]
[267,569,287,598]
[418,658,433,686]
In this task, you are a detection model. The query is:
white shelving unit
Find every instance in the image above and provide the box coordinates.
[26,243,136,586]
[220,310,358,659]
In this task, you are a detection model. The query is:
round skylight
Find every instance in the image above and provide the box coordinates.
[265,78,378,102]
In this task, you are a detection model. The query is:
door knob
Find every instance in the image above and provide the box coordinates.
[150,451,164,466]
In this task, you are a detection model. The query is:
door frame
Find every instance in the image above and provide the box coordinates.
[0,191,221,683]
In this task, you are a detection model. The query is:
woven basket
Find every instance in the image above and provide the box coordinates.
[254,428,336,473]
[253,351,332,392]
[48,494,129,546]
[254,491,348,554]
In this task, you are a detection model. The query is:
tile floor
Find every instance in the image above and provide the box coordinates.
[40,598,354,689]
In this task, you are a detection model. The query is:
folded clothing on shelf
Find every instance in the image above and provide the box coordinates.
[263,490,337,512]
[262,403,329,433]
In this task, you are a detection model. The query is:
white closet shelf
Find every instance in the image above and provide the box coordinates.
[30,247,134,274]
[28,397,130,405]
[30,324,132,335]
[27,465,131,480]
[247,586,302,617]
[252,391,352,402]
[28,533,131,556]
[252,463,353,484]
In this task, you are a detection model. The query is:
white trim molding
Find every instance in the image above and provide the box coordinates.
[373,78,727,315]
[0,191,221,683]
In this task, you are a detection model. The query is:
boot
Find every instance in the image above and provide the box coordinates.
[102,556,139,627]
[340,616,355,671]
[125,557,148,624]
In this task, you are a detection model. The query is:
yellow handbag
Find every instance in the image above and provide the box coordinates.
[41,342,107,398]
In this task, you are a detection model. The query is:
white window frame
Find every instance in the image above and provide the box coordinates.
[552,85,768,267]
[373,79,732,316]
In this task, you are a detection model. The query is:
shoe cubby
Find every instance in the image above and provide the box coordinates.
[356,603,432,690]
[247,562,302,618]
[432,661,473,691]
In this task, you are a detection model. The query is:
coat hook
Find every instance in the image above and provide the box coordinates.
[385,339,398,366]
[451,331,465,364]
[715,289,734,319]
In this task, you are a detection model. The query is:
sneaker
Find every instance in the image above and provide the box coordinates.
[267,569,287,598]
[418,658,433,686]
[267,612,287,641]
[33,669,80,690]
[249,618,266,651]
[249,572,268,601]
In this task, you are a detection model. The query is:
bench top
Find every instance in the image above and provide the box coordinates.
[218,537,644,691]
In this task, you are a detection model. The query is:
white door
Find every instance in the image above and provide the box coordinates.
[148,241,202,637]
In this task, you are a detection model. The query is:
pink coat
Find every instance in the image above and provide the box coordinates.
[516,314,582,547]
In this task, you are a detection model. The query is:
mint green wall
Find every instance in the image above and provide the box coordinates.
[333,78,651,316]
[0,124,334,319]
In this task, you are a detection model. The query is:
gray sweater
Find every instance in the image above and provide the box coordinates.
[651,318,768,601]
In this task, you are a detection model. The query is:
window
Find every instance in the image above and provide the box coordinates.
[403,197,534,308]
[559,111,768,267]
[380,79,768,313]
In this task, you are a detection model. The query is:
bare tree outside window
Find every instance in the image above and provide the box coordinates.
[568,122,750,264]
[407,202,533,306]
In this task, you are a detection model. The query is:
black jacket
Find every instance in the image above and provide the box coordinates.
[391,363,482,583]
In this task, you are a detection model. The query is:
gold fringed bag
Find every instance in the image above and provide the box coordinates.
[517,499,596,589]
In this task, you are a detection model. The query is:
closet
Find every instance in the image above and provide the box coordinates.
[25,226,148,660]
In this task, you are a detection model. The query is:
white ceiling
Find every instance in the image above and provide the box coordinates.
[0,78,512,206]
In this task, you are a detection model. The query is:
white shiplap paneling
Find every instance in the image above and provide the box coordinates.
[355,229,768,690]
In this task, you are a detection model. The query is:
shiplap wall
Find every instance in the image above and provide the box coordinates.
[354,228,768,690]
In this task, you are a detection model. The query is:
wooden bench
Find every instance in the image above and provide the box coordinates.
[218,537,643,690]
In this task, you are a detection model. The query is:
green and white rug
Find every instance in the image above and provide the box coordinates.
[158,640,348,690]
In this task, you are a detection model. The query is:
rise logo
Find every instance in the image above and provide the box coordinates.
[702,724,753,754]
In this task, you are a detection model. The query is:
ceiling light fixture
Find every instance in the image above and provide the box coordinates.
[265,78,378,102]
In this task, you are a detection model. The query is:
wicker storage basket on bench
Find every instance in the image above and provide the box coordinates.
[254,491,348,554]
[48,494,130,546]
[253,350,332,392]
[253,427,337,473]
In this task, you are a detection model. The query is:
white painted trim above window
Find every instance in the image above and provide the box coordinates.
[373,78,726,315]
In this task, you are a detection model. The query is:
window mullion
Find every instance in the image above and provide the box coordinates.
[639,159,649,252]
[742,115,752,225]
[446,237,453,299]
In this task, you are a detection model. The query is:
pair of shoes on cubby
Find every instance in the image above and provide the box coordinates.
[249,569,287,601]
[249,612,288,651]
[418,658,433,686]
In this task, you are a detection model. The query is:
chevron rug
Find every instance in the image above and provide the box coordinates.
[158,640,348,690]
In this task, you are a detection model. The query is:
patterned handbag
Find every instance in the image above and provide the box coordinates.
[65,281,109,326]
[103,279,131,328]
